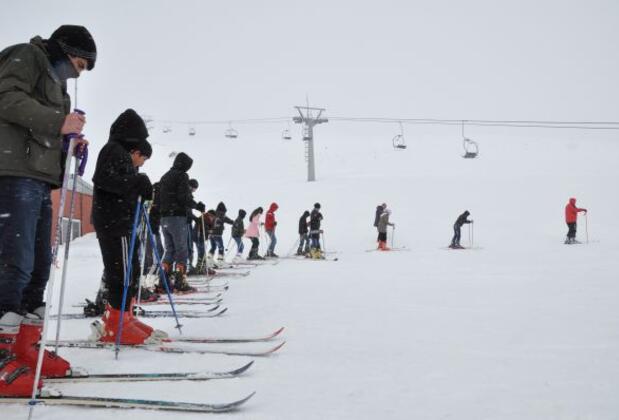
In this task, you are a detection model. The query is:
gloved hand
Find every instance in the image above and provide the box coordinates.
[196,201,206,213]
[135,173,153,200]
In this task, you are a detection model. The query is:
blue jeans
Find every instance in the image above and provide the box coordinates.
[267,230,277,253]
[161,216,189,266]
[233,237,244,255]
[0,177,52,313]
[209,235,224,256]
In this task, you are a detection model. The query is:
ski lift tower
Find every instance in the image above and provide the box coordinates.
[293,105,328,182]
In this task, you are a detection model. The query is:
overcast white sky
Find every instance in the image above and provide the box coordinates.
[1,0,618,168]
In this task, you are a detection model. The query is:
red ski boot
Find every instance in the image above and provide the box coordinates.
[14,316,71,378]
[95,305,163,345]
[0,312,42,397]
[128,300,168,341]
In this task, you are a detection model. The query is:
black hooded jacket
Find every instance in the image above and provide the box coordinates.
[298,211,310,235]
[454,211,472,228]
[210,202,234,236]
[92,140,146,237]
[374,205,384,227]
[310,208,323,231]
[159,152,197,217]
[231,209,247,238]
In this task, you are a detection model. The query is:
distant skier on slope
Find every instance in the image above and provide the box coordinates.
[297,210,311,256]
[231,209,247,262]
[245,207,264,260]
[208,201,234,264]
[264,202,279,258]
[374,203,386,232]
[564,197,587,244]
[308,203,324,259]
[449,210,473,249]
[377,208,395,250]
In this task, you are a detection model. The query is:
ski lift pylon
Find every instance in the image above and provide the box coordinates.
[392,122,407,150]
[461,121,478,158]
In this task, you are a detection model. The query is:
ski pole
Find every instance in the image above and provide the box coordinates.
[321,231,327,253]
[29,136,77,408]
[391,225,395,249]
[142,204,183,333]
[200,212,209,274]
[287,237,300,257]
[585,212,589,244]
[53,134,87,352]
[115,197,143,360]
[136,209,150,313]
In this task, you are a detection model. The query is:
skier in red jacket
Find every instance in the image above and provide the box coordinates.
[564,197,587,244]
[264,202,279,257]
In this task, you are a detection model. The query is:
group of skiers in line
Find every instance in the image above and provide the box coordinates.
[373,197,588,250]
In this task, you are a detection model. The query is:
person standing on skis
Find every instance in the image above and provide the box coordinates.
[245,207,264,260]
[309,203,324,259]
[297,210,311,256]
[374,203,386,232]
[208,201,234,264]
[159,152,205,292]
[91,109,167,345]
[450,210,472,249]
[564,197,587,244]
[231,209,247,262]
[264,202,279,258]
[377,208,395,250]
[0,25,96,395]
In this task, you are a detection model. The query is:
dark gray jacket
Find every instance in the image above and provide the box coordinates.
[0,37,70,186]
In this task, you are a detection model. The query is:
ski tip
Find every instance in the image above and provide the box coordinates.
[270,341,286,353]
[218,307,229,316]
[233,360,255,375]
[273,326,285,337]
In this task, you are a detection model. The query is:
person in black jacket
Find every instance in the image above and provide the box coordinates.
[91,109,164,344]
[158,152,204,291]
[296,210,311,255]
[309,203,324,258]
[374,203,386,230]
[208,202,234,263]
[231,209,246,262]
[450,210,472,249]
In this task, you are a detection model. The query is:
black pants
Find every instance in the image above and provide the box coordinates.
[451,224,461,246]
[97,234,141,311]
[377,232,387,241]
[566,222,577,239]
[249,237,259,256]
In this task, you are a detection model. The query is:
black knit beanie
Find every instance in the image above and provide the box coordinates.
[188,179,199,189]
[136,139,152,158]
[50,25,97,70]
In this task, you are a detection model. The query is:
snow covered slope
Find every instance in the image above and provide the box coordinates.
[6,126,619,420]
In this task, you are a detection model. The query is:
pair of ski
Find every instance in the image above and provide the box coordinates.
[54,327,286,357]
[56,305,227,320]
[2,357,266,412]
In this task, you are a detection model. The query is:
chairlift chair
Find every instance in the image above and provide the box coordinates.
[224,128,238,139]
[162,126,171,133]
[282,129,292,140]
[188,127,196,136]
[462,138,479,158]
[392,122,407,150]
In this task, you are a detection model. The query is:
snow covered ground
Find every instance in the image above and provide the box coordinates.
[5,126,619,420]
